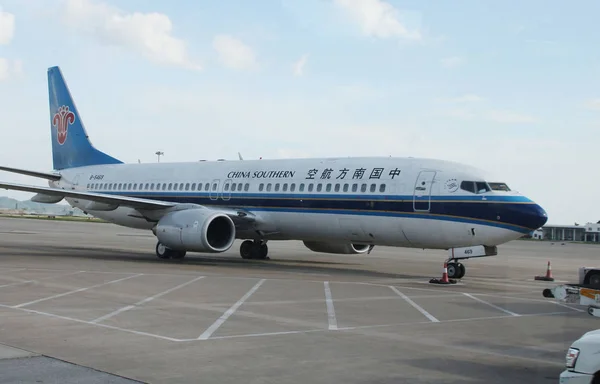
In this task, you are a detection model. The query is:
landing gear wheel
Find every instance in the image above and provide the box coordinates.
[156,242,171,259]
[446,262,459,279]
[239,240,270,260]
[155,242,186,260]
[240,240,254,259]
[257,243,269,260]
[456,263,466,279]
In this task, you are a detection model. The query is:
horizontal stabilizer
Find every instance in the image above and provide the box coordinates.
[0,166,61,181]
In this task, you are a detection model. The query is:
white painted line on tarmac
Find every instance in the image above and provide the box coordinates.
[197,278,266,340]
[473,293,586,312]
[389,286,439,322]
[324,281,338,330]
[12,274,143,308]
[0,305,182,342]
[91,276,206,324]
[200,329,325,341]
[462,293,521,317]
[0,271,86,289]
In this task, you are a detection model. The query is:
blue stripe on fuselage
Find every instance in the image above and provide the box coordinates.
[92,191,538,233]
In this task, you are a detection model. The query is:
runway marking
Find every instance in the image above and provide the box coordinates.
[472,293,586,313]
[197,278,266,340]
[91,276,206,324]
[389,286,439,322]
[12,274,143,308]
[0,270,85,289]
[324,281,338,330]
[462,293,521,317]
[0,304,182,342]
[196,329,325,341]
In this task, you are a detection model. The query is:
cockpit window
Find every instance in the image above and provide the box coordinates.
[488,182,511,191]
[460,181,491,194]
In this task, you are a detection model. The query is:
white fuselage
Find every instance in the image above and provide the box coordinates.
[50,156,545,250]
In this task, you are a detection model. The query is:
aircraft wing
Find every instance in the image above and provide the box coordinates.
[0,166,61,181]
[0,181,175,210]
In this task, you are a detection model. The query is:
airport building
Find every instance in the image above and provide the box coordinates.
[535,222,600,242]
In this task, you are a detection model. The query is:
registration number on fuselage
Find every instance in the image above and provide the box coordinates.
[89,174,105,180]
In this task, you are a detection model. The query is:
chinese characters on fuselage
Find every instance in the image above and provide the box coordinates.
[306,167,401,180]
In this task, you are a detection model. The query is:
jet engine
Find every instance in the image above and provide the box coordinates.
[303,241,371,254]
[154,209,236,253]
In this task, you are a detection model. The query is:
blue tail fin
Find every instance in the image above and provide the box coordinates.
[48,66,123,170]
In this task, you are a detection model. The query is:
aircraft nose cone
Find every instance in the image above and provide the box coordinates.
[528,203,548,230]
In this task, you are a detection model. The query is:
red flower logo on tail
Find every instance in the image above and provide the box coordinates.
[53,105,75,145]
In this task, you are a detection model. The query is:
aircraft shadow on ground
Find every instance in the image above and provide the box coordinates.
[1,243,424,280]
[405,356,563,384]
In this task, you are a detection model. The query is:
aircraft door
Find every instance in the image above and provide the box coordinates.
[413,171,436,211]
[221,179,232,201]
[209,179,220,201]
[71,173,83,190]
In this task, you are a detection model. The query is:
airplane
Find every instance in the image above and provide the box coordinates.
[0,66,548,279]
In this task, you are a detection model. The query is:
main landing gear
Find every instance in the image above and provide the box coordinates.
[444,245,498,279]
[240,240,269,260]
[155,242,186,260]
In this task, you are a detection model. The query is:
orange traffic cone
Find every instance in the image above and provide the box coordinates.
[535,261,555,281]
[429,261,457,285]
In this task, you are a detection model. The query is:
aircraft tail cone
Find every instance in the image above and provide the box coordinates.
[534,261,555,282]
[429,262,457,285]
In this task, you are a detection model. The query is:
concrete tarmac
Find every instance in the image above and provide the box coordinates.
[0,217,596,383]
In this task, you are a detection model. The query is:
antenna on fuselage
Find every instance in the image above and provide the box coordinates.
[238,152,244,160]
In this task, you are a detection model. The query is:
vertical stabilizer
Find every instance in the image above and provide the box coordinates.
[48,66,123,170]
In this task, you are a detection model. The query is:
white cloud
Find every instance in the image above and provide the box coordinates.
[62,0,200,70]
[333,0,421,40]
[0,58,23,81]
[584,99,600,111]
[292,54,309,76]
[440,56,465,68]
[212,34,257,70]
[0,7,15,45]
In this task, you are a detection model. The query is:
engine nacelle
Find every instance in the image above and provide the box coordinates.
[303,241,371,255]
[155,209,236,253]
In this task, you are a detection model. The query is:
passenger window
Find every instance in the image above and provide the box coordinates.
[325,183,331,192]
[231,183,236,191]
[267,183,272,192]
[361,184,367,192]
[128,183,132,190]
[379,184,386,193]
[317,184,322,192]
[259,183,264,191]
[205,183,210,190]
[212,183,217,191]
[185,183,190,190]
[275,183,280,192]
[343,184,348,192]
[334,184,340,192]
[282,183,288,192]
[117,183,122,190]
[290,183,296,192]
[352,184,358,192]
[150,183,154,190]
[191,183,196,190]
[224,184,229,191]
[244,183,249,191]
[168,183,173,191]
[308,184,313,192]
[370,184,376,192]
[299,183,305,192]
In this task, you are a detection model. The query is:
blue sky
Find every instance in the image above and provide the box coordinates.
[0,0,598,225]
